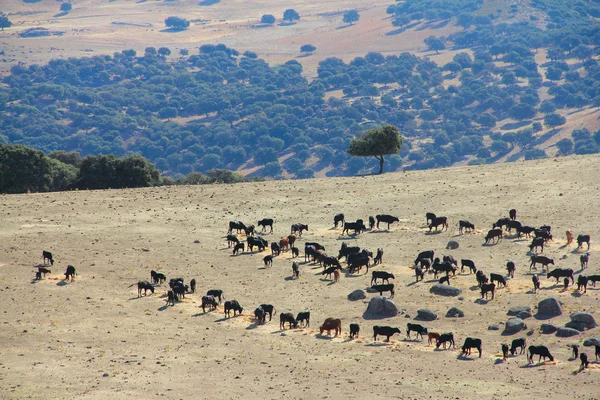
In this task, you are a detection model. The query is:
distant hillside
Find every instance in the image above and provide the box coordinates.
[0,0,599,178]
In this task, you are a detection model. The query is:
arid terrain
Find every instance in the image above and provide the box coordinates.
[1,155,600,399]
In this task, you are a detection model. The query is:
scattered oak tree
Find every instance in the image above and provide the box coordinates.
[343,10,360,25]
[261,14,276,24]
[60,3,72,12]
[424,36,445,54]
[544,113,566,129]
[0,16,12,31]
[283,9,300,22]
[165,16,190,30]
[347,125,403,175]
[300,44,316,54]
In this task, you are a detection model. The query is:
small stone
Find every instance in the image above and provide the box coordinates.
[488,324,500,331]
[194,240,200,244]
[446,240,459,249]
[102,373,109,377]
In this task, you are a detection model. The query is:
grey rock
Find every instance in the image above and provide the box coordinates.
[446,307,465,318]
[537,297,562,317]
[570,312,597,329]
[527,329,534,336]
[446,240,459,249]
[565,321,587,332]
[503,318,526,335]
[540,324,558,334]
[488,324,500,331]
[556,327,580,338]
[348,289,367,301]
[458,297,464,301]
[364,296,400,318]
[194,240,200,244]
[429,283,462,297]
[516,311,532,319]
[583,338,600,347]
[507,306,531,316]
[405,314,411,318]
[415,309,437,321]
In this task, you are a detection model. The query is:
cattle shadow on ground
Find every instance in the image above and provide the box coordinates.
[315,334,337,340]
[127,296,144,301]
[56,280,68,287]
[284,276,296,281]
[519,362,546,368]
[215,316,236,323]
[424,231,443,236]
[365,342,392,347]
[245,322,259,330]
[457,354,476,361]
[30,279,40,284]
[191,310,214,317]
[335,236,358,240]
[482,242,500,247]
[433,347,453,352]
[571,291,583,298]
[157,305,170,311]
[405,281,420,287]
[474,298,491,305]
[401,338,421,343]
[367,229,390,234]
[571,248,589,254]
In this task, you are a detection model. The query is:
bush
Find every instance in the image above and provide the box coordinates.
[165,16,190,30]
[60,3,72,12]
[260,14,276,24]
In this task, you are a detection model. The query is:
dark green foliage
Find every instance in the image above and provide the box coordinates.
[347,125,403,174]
[544,113,566,128]
[283,9,300,22]
[60,3,72,12]
[300,44,316,54]
[555,138,573,155]
[77,154,160,190]
[343,10,360,24]
[0,16,11,31]
[261,14,276,24]
[524,148,547,160]
[0,144,56,193]
[165,16,190,30]
[424,36,445,54]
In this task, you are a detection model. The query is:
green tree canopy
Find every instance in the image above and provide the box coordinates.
[347,125,403,174]
[424,36,445,54]
[283,9,300,22]
[343,10,360,24]
[165,16,190,30]
[300,44,316,54]
[0,16,12,31]
[60,3,72,12]
[261,14,276,24]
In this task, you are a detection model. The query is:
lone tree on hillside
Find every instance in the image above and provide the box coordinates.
[165,16,190,30]
[544,113,566,129]
[261,14,276,24]
[300,44,316,54]
[424,36,445,54]
[0,16,12,31]
[60,3,72,12]
[343,10,360,25]
[283,9,300,22]
[347,125,403,175]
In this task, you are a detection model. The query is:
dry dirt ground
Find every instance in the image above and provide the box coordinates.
[2,155,600,399]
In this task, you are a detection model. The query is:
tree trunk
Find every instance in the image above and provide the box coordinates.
[376,156,384,175]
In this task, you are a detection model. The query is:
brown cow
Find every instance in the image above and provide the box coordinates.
[319,318,342,336]
[333,269,340,283]
[566,230,574,246]
[279,237,290,252]
[428,332,441,345]
[287,234,297,248]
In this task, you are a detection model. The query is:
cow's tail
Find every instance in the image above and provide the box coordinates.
[127,283,136,288]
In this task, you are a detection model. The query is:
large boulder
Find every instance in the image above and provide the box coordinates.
[503,317,526,335]
[446,240,459,249]
[415,309,437,321]
[446,307,464,318]
[537,298,562,318]
[364,296,400,318]
[507,306,531,316]
[570,312,597,329]
[516,311,532,319]
[583,338,600,347]
[429,284,462,297]
[348,289,367,301]
[540,324,558,334]
[556,327,580,338]
[565,321,586,332]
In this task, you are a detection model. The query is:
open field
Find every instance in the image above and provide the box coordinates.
[1,155,600,399]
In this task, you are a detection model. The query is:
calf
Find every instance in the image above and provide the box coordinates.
[406,323,428,340]
[291,247,299,258]
[254,307,266,324]
[201,295,218,312]
[189,279,196,293]
[438,276,450,285]
[35,271,42,280]
[38,267,51,278]
[415,266,425,282]
[166,290,176,306]
[206,289,224,303]
[462,337,482,358]
[577,234,591,250]
[280,312,297,329]
[529,237,545,253]
[319,318,342,336]
[137,281,154,297]
[577,275,588,293]
[588,275,600,287]
[244,225,256,237]
[258,218,274,233]
[530,256,554,271]
[263,255,273,267]
[490,273,506,288]
[373,326,401,342]
[510,338,526,356]
[432,260,456,278]
[509,208,517,220]
[287,234,297,248]
[580,253,589,270]
[271,242,281,256]
[461,259,477,274]
[517,225,536,239]
[485,228,503,244]
[480,283,495,300]
[502,344,509,360]
[279,238,290,252]
[428,332,441,345]
[415,250,434,266]
[323,266,341,280]
[368,216,376,230]
[506,261,515,278]
[371,284,395,298]
[580,353,589,369]
[436,333,455,349]
[292,261,300,278]
[373,248,384,265]
[376,214,399,229]
[42,250,54,265]
[547,268,574,284]
[172,283,188,299]
[566,230,574,245]
[428,216,448,232]
[259,304,276,321]
[528,345,554,363]
[224,300,243,318]
[64,265,76,282]
[296,312,310,328]
[333,213,345,228]
[342,220,366,235]
[458,220,475,234]
[371,271,395,285]
[349,323,360,339]
[232,242,244,255]
[476,270,488,287]
[417,258,431,271]
[532,274,541,293]
[291,223,308,237]
[226,234,239,248]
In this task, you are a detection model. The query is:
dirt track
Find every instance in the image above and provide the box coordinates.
[1,155,600,399]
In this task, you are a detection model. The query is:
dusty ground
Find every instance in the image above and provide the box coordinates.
[1,155,600,399]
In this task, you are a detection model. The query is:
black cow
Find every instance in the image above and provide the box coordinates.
[510,338,526,356]
[201,295,218,312]
[258,218,274,233]
[577,275,588,293]
[259,304,276,321]
[532,274,541,293]
[530,256,554,271]
[348,253,370,274]
[481,283,495,300]
[373,248,384,265]
[443,255,458,267]
[588,275,600,287]
[254,307,266,324]
[485,228,503,244]
[428,216,448,232]
[334,213,345,228]
[406,323,428,340]
[476,270,488,288]
[338,243,361,260]
[547,268,574,284]
[207,289,224,303]
[502,344,509,361]
[137,281,154,297]
[224,300,243,318]
[509,209,517,220]
[244,224,256,237]
[371,284,395,298]
[296,311,310,328]
[271,242,281,256]
[169,278,184,289]
[280,313,297,329]
[432,259,456,278]
[264,254,274,266]
[343,220,366,235]
[580,253,589,270]
[461,259,477,274]
[368,216,375,230]
[506,261,515,278]
[507,220,522,234]
[323,266,341,280]
[371,271,395,285]
[228,220,247,234]
[490,273,507,288]
[226,234,239,248]
[493,218,511,230]
[292,261,300,278]
[573,344,579,359]
[233,242,245,255]
[166,290,176,306]
[517,226,536,239]
[64,265,76,281]
[349,323,360,339]
[323,256,341,270]
[436,333,455,349]
[291,247,299,258]
[528,345,553,363]
[415,250,434,266]
[247,236,268,252]
[155,272,167,284]
[581,353,589,369]
[373,326,401,342]
[459,220,475,234]
[439,276,450,285]
[529,237,545,253]
[596,345,600,361]
[462,337,482,358]
[577,234,591,250]
[306,242,325,251]
[417,258,431,271]
[291,223,308,237]
[172,282,188,299]
[189,278,196,293]
[535,228,552,242]
[426,212,436,225]
[376,214,399,229]
[415,266,425,282]
[42,250,54,265]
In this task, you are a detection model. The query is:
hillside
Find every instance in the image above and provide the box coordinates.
[1,154,600,399]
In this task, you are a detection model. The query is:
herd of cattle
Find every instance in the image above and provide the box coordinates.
[36,208,598,368]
